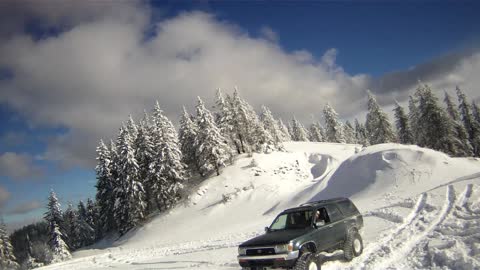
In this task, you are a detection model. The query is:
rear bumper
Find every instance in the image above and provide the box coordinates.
[238,251,299,268]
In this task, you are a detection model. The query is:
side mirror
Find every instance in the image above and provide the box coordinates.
[315,220,325,227]
[265,227,270,233]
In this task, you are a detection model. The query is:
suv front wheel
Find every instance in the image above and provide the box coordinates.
[293,252,321,270]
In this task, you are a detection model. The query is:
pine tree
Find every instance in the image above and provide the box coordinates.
[113,125,146,235]
[95,139,115,235]
[260,105,284,149]
[277,118,292,141]
[415,84,458,155]
[179,107,199,172]
[85,198,98,240]
[457,86,480,156]
[62,203,78,250]
[291,117,310,141]
[44,190,71,263]
[343,121,356,144]
[444,92,473,156]
[408,95,420,144]
[365,91,396,145]
[134,112,156,213]
[194,97,231,176]
[75,201,95,248]
[308,122,324,142]
[0,219,19,270]
[150,102,187,210]
[21,234,43,269]
[354,119,369,146]
[214,89,237,153]
[472,102,480,124]
[287,122,294,141]
[393,102,414,144]
[323,103,345,143]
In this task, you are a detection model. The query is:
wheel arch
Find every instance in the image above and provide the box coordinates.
[299,241,317,254]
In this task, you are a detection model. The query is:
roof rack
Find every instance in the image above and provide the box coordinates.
[299,197,347,207]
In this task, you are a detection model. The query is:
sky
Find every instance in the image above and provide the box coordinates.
[0,0,479,231]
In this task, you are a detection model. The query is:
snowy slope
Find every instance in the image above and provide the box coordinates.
[39,142,480,270]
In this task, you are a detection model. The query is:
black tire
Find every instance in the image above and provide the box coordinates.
[293,252,321,270]
[343,229,363,261]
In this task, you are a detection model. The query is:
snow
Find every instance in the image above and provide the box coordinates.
[38,142,480,270]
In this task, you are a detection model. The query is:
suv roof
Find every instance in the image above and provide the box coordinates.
[281,197,350,213]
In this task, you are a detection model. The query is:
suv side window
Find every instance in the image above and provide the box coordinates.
[337,200,358,216]
[325,204,342,222]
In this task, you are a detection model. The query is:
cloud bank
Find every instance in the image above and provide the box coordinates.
[0,152,45,180]
[0,2,478,169]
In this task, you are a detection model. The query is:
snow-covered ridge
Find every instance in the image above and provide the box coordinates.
[39,142,480,270]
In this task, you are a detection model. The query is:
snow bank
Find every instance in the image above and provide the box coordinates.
[309,143,480,205]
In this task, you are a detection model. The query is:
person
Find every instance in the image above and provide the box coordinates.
[315,209,327,226]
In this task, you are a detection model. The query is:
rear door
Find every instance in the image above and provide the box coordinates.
[324,204,347,246]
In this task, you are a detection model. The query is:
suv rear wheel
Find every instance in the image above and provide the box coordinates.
[293,252,321,270]
[343,229,363,261]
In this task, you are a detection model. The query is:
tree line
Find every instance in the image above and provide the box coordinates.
[3,84,480,269]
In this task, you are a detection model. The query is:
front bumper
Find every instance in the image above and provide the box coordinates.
[238,251,299,269]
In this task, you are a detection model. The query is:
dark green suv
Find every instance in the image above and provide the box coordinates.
[238,198,363,270]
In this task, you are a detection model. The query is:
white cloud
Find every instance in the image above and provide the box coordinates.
[259,26,279,43]
[0,3,478,168]
[0,152,44,180]
[0,186,10,209]
[6,200,42,215]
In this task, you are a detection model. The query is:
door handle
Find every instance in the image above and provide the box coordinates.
[328,225,333,228]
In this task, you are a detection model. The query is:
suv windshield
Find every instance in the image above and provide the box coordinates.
[269,210,313,230]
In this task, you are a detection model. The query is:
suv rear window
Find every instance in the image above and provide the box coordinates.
[337,200,358,216]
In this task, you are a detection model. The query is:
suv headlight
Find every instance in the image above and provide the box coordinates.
[274,243,293,253]
[238,247,247,255]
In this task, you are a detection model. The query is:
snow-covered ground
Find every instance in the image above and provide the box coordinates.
[39,142,480,270]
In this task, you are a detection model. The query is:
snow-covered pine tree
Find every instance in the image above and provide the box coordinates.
[365,91,396,145]
[456,86,480,156]
[179,106,199,172]
[126,115,138,143]
[354,119,369,146]
[415,84,458,155]
[408,95,420,145]
[44,190,71,263]
[21,234,43,270]
[94,139,115,236]
[291,117,310,141]
[134,112,156,213]
[214,89,237,153]
[393,102,414,144]
[85,198,98,240]
[472,102,480,124]
[114,125,146,235]
[343,121,356,144]
[62,203,78,250]
[277,118,292,141]
[260,105,284,150]
[75,201,95,248]
[309,122,324,142]
[150,102,187,211]
[323,103,345,143]
[230,89,250,153]
[444,92,473,156]
[0,219,19,270]
[194,97,231,176]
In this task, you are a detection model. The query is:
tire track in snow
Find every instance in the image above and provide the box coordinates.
[355,192,428,264]
[362,185,456,269]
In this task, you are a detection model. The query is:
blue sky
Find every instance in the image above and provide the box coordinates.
[1,0,479,230]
